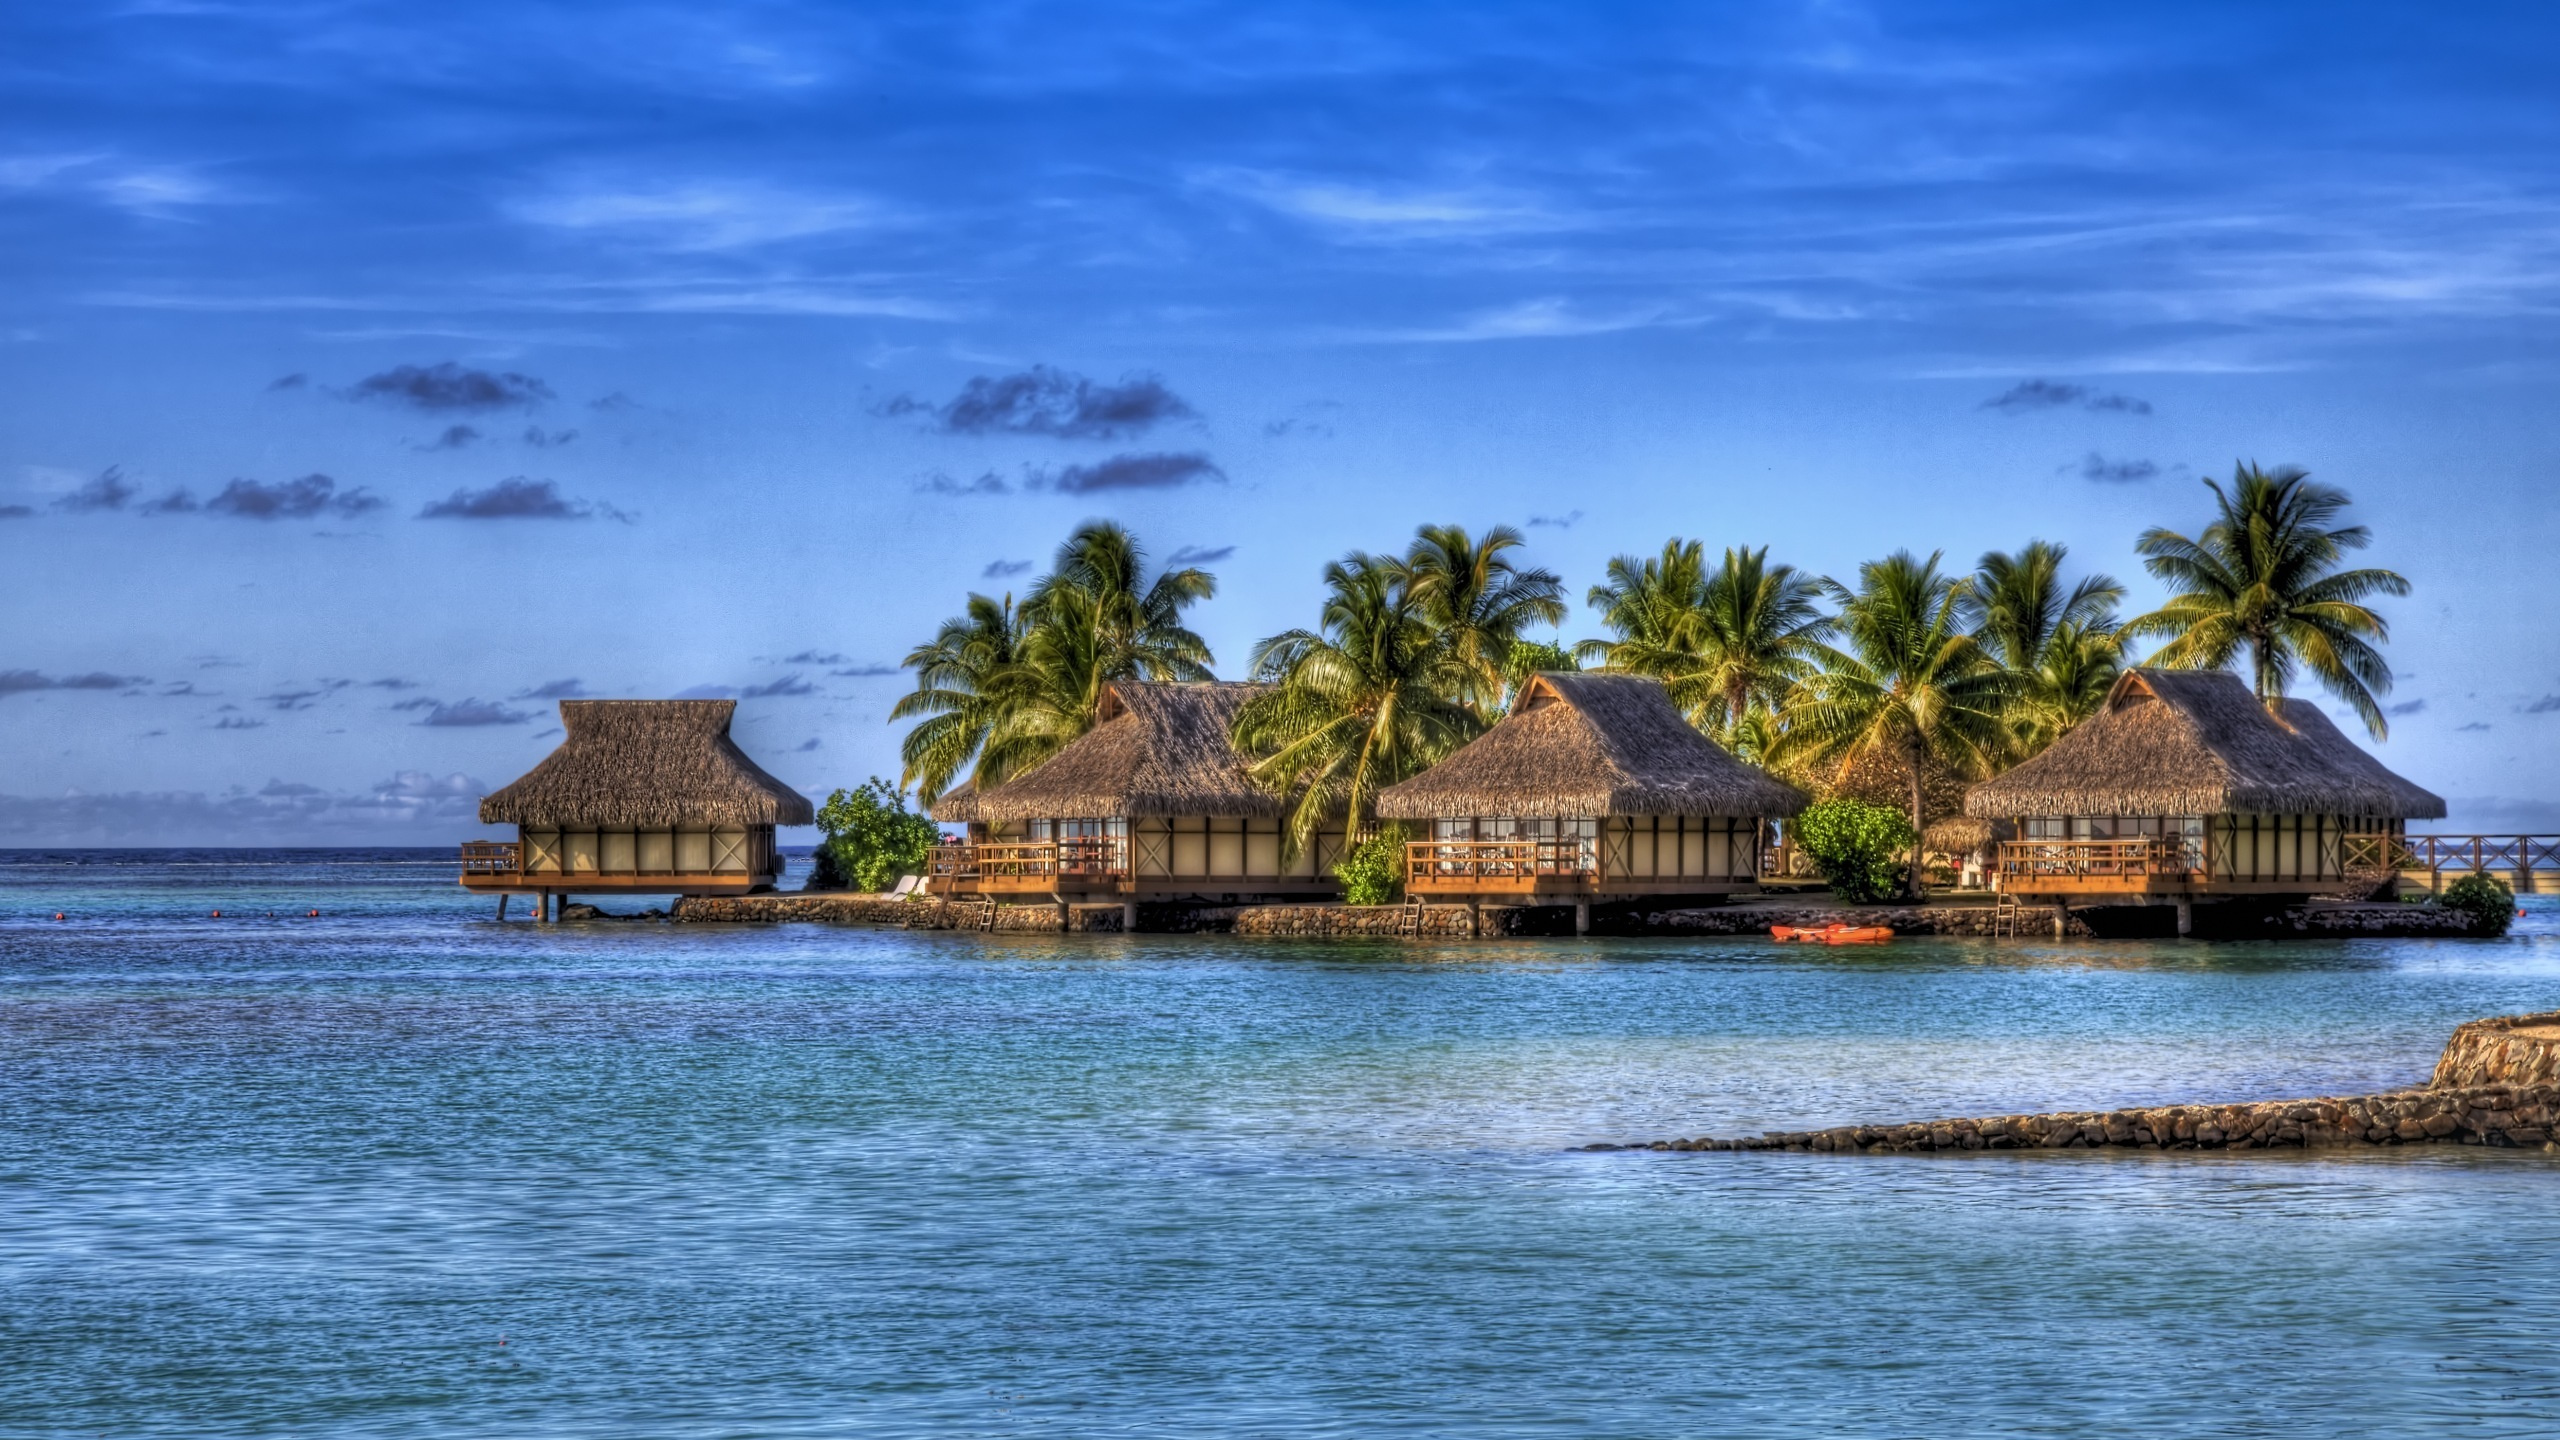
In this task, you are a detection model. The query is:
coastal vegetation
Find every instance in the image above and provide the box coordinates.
[890,464,2406,887]
[812,778,939,892]
[1791,798,1919,904]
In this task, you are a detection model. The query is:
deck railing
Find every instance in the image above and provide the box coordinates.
[1997,839,2195,881]
[1405,838,1595,886]
[459,841,522,876]
[927,837,1129,881]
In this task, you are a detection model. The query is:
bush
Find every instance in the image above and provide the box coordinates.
[2437,873,2517,937]
[1792,799,1918,903]
[813,777,939,893]
[1335,825,1412,906]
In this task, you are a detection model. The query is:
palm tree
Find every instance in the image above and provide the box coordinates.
[1402,524,1568,720]
[1232,553,1482,857]
[1581,541,1830,734]
[2125,464,2409,737]
[893,523,1219,799]
[1963,541,2126,750]
[1781,550,2018,894]
[891,593,1028,802]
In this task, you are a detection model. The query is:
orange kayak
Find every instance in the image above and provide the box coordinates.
[1770,923,1894,944]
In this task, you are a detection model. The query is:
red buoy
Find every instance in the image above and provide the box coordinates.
[211,910,221,918]
[308,909,320,917]
[54,912,64,921]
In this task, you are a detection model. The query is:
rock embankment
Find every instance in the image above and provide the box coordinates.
[670,895,1127,931]
[1233,904,1499,938]
[2434,1010,2560,1087]
[1608,1011,2560,1156]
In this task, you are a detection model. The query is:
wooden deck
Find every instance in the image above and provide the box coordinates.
[454,840,766,896]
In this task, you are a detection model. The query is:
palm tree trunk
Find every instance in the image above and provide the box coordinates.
[1906,743,1926,900]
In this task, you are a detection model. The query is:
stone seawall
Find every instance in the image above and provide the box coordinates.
[671,895,1129,931]
[1232,904,1497,938]
[1609,1011,2560,1156]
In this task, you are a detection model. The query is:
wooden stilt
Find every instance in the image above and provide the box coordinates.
[495,894,510,922]
[1121,900,1137,933]
[2174,896,2193,937]
[1574,899,1590,935]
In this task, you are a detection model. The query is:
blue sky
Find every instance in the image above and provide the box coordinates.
[5,1,2560,844]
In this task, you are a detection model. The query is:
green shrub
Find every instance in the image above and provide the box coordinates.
[2437,873,2517,937]
[1335,825,1412,906]
[1792,799,1918,903]
[813,777,939,893]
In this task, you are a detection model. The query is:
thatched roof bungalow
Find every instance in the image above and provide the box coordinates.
[1967,668,2443,900]
[926,681,1346,903]
[1375,673,1806,918]
[462,699,811,908]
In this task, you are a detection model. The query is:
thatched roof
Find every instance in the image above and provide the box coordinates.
[1923,815,2013,858]
[939,681,1286,823]
[479,700,815,828]
[1375,673,1807,820]
[1965,669,2445,820]
[930,777,980,824]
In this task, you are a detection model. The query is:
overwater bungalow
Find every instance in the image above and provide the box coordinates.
[1966,668,2445,929]
[1373,673,1808,931]
[926,681,1347,916]
[460,699,813,919]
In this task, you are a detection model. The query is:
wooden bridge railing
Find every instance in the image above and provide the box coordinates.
[1406,838,1595,885]
[2344,834,2560,883]
[459,841,521,876]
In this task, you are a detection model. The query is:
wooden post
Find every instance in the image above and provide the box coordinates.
[2174,895,2192,938]
[1574,898,1590,935]
[2052,901,2068,939]
[495,894,509,922]
[1122,900,1137,933]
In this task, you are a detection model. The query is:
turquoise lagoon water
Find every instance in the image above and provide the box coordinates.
[4,849,2559,1438]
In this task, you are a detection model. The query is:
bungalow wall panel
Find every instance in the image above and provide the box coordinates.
[1246,830,1280,878]
[522,829,562,874]
[1210,819,1244,878]
[1680,822,1703,879]
[1135,820,1172,877]
[712,829,749,873]
[601,831,636,874]
[676,830,712,873]
[565,831,600,875]
[638,830,674,873]
[1172,827,1208,878]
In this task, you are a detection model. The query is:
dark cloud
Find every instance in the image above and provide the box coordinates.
[2079,453,2159,484]
[924,470,1010,496]
[739,674,816,698]
[417,477,626,521]
[420,424,481,451]
[880,366,1196,440]
[365,678,420,691]
[262,680,350,711]
[2459,722,2493,732]
[830,664,900,678]
[0,770,486,845]
[0,504,31,519]
[213,716,265,730]
[0,669,143,697]
[982,558,1034,578]
[674,683,737,699]
[348,361,554,412]
[589,392,639,412]
[794,738,822,752]
[1167,544,1234,564]
[1263,417,1335,439]
[52,466,135,513]
[414,698,533,726]
[267,373,308,391]
[510,678,590,700]
[1526,511,1582,529]
[2522,695,2560,714]
[159,681,206,697]
[782,651,845,665]
[2384,698,2427,717]
[1982,379,2153,415]
[138,488,199,514]
[1033,451,1224,494]
[522,426,577,448]
[206,474,386,520]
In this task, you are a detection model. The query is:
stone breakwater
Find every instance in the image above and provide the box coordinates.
[670,895,1129,931]
[1604,1011,2560,1157]
[1602,1085,2560,1154]
[1232,904,1507,938]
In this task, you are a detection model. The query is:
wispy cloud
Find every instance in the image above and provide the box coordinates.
[829,663,899,678]
[511,179,879,251]
[982,558,1033,578]
[1526,511,1582,529]
[2077,453,2159,484]
[924,470,1010,496]
[50,466,136,513]
[408,698,532,726]
[739,673,815,698]
[0,771,487,845]
[780,651,844,665]
[419,424,480,451]
[2385,698,2427,717]
[1167,544,1233,564]
[1200,168,1563,241]
[205,474,385,520]
[510,678,590,700]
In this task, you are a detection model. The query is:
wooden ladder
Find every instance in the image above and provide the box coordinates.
[1397,895,1427,937]
[1992,891,2023,938]
[975,900,999,932]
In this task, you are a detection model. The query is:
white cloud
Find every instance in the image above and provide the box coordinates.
[0,771,489,846]
[1197,167,1567,240]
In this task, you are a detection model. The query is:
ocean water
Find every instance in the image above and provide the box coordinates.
[4,850,2559,1438]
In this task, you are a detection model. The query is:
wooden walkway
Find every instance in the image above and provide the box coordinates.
[2348,835,2560,893]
